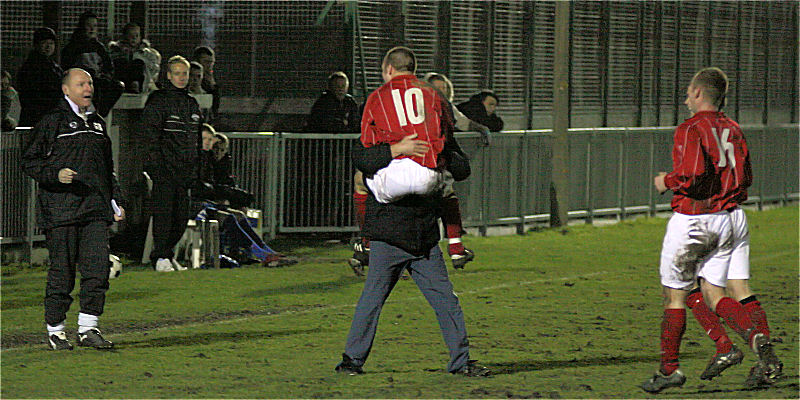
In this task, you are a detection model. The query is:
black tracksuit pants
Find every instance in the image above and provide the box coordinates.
[149,179,190,261]
[44,220,110,326]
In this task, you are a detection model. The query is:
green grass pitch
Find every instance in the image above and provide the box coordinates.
[1,206,797,398]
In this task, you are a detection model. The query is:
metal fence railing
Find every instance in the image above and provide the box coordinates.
[2,125,798,250]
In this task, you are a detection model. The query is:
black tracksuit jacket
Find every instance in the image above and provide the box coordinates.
[141,84,202,187]
[22,98,123,230]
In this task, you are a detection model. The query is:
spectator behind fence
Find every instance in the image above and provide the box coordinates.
[61,11,124,117]
[2,70,21,131]
[142,55,202,273]
[108,22,154,94]
[456,90,504,132]
[192,46,219,122]
[307,71,360,133]
[198,124,253,209]
[17,27,63,127]
[188,61,205,95]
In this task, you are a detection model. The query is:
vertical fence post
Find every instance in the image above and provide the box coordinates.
[756,130,764,211]
[584,130,593,224]
[781,126,788,206]
[272,133,284,238]
[648,130,656,217]
[26,180,36,261]
[617,129,626,220]
[479,144,489,236]
[517,133,527,234]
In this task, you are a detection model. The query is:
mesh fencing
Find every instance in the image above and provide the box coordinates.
[1,1,796,127]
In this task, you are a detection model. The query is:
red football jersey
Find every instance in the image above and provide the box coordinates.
[663,111,753,214]
[361,74,445,169]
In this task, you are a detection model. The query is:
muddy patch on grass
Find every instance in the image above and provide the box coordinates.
[1,304,327,349]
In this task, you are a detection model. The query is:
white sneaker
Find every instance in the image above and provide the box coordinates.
[171,258,188,271]
[155,258,175,272]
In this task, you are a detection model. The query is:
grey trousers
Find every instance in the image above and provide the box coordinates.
[343,241,470,372]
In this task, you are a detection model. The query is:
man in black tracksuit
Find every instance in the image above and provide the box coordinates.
[23,68,125,350]
[141,55,201,272]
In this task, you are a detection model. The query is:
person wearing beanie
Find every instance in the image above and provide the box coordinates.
[16,27,63,127]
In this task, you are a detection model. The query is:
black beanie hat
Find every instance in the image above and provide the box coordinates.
[33,27,57,44]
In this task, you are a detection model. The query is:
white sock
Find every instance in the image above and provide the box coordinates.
[47,321,66,335]
[77,313,98,333]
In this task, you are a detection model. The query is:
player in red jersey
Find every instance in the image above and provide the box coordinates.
[359,46,449,204]
[641,68,782,393]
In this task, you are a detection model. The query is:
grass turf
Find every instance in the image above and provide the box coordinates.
[1,206,797,398]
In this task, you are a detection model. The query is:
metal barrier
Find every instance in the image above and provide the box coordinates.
[2,125,798,247]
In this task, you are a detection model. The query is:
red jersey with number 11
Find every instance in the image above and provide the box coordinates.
[663,110,752,215]
[361,74,446,169]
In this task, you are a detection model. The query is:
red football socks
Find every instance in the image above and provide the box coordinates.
[741,296,771,338]
[715,296,755,343]
[442,196,465,255]
[354,191,367,230]
[660,308,686,375]
[687,290,733,354]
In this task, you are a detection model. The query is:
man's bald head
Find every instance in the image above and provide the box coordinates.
[62,68,94,110]
[62,68,92,85]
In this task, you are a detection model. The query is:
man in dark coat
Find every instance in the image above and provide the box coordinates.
[23,68,125,350]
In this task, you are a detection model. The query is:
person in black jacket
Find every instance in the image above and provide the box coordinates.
[61,12,123,117]
[17,27,63,127]
[142,55,202,272]
[307,71,360,133]
[456,90,504,132]
[23,68,125,350]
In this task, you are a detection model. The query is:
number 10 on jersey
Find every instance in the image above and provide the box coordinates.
[391,88,426,127]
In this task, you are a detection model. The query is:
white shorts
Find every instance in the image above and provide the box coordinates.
[365,158,444,203]
[726,207,751,280]
[659,209,747,289]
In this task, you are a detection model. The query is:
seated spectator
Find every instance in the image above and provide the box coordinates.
[198,124,251,209]
[192,46,219,121]
[188,61,206,95]
[1,70,21,131]
[192,124,294,267]
[307,71,360,133]
[108,22,151,93]
[61,11,123,116]
[456,89,504,132]
[16,27,63,127]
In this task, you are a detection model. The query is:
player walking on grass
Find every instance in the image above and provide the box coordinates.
[335,46,487,377]
[641,67,783,393]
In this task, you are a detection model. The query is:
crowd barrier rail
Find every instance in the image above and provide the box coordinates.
[2,125,797,254]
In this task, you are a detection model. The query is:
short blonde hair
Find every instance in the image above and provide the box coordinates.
[691,67,728,109]
[167,55,190,73]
